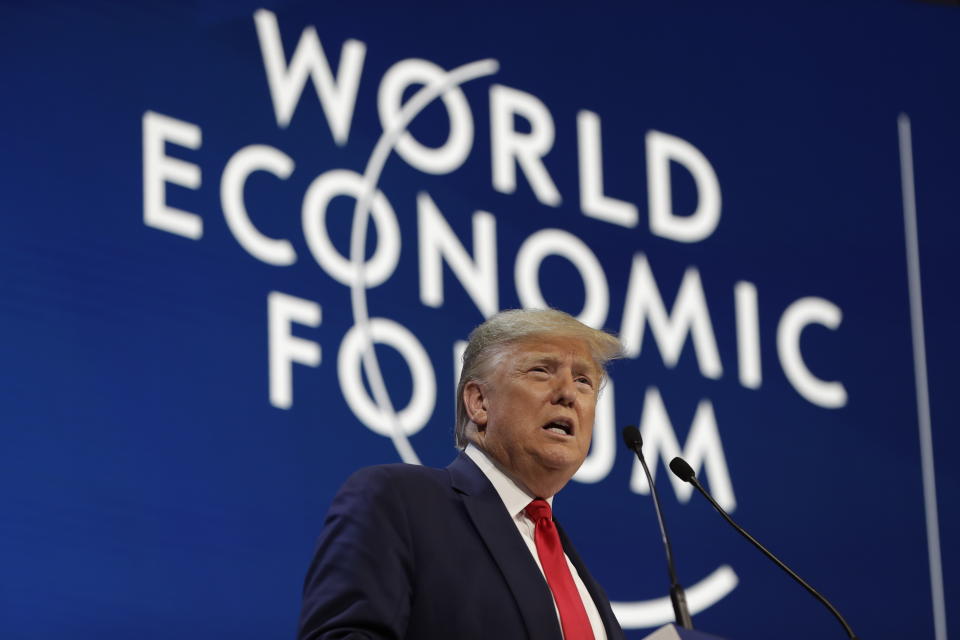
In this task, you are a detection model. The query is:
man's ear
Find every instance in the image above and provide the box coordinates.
[462,380,488,428]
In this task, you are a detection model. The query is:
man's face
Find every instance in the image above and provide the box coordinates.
[467,335,601,496]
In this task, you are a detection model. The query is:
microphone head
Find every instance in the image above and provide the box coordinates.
[669,457,696,483]
[622,425,643,450]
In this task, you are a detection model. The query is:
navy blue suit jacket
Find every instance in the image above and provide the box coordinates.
[298,452,625,640]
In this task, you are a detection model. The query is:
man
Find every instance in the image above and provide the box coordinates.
[299,309,625,640]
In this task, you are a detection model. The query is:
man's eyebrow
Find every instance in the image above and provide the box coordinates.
[516,353,560,366]
[573,356,602,377]
[518,353,599,375]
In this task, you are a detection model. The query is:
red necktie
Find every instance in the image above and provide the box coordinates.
[524,499,596,640]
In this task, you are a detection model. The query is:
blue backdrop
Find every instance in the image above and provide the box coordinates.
[1,1,958,638]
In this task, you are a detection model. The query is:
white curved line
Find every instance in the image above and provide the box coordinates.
[348,58,500,464]
[611,565,739,629]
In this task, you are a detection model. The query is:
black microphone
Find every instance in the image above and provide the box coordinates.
[668,457,859,640]
[622,426,693,630]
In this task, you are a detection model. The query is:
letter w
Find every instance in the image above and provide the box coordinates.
[253,9,365,144]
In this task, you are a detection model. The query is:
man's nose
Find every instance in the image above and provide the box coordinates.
[551,374,577,407]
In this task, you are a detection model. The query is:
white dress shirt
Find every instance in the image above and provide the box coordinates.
[465,444,608,640]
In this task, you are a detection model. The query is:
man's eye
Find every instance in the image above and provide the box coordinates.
[576,377,594,387]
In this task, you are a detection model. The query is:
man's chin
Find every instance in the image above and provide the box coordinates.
[532,445,586,476]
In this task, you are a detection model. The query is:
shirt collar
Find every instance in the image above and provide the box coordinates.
[464,443,554,518]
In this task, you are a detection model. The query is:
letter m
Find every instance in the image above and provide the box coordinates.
[619,254,722,379]
[630,387,736,511]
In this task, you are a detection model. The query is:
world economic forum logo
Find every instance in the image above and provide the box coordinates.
[140,8,848,629]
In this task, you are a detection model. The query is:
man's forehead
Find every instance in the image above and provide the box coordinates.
[509,336,600,370]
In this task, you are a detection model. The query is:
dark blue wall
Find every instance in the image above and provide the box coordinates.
[1,2,957,638]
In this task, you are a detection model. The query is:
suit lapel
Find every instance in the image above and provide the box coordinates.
[448,453,562,640]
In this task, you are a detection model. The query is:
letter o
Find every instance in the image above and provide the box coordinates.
[514,228,609,329]
[377,58,474,175]
[337,318,436,437]
[302,169,400,288]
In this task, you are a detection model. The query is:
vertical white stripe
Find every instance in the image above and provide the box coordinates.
[898,113,948,640]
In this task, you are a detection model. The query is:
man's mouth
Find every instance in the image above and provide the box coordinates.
[542,420,573,436]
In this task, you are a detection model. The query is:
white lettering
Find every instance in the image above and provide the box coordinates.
[734,281,761,389]
[338,318,436,436]
[577,110,638,227]
[490,84,561,206]
[631,387,736,511]
[515,228,609,329]
[301,169,400,287]
[142,111,202,239]
[417,192,498,318]
[221,144,296,265]
[268,291,321,409]
[777,297,847,408]
[378,59,475,174]
[620,254,722,378]
[253,8,365,143]
[646,130,721,242]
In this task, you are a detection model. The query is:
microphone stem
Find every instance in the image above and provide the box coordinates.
[633,446,693,629]
[690,478,858,640]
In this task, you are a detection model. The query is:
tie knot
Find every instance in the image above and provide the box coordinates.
[524,498,552,523]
